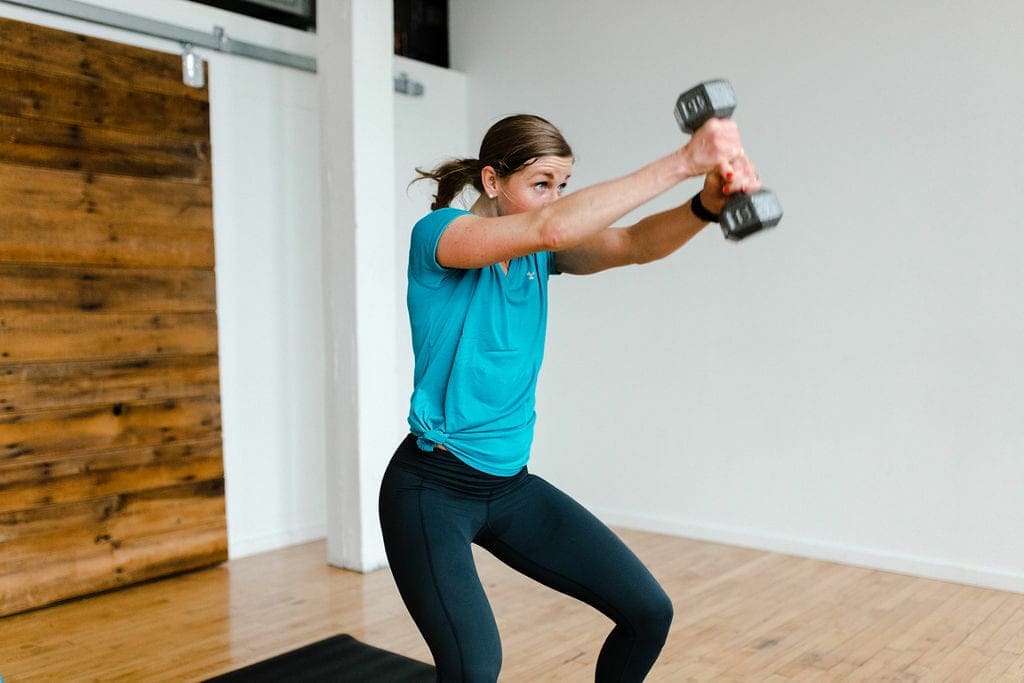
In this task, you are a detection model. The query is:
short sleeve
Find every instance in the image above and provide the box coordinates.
[408,208,471,285]
[541,250,561,276]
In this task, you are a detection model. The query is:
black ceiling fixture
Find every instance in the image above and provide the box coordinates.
[187,0,316,32]
[394,0,448,68]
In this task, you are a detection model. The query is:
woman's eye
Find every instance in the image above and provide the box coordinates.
[534,182,548,191]
[557,183,568,195]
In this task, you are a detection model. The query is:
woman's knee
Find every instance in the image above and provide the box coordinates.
[648,590,675,638]
[631,586,674,644]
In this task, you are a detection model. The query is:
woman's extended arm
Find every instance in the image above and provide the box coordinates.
[554,156,760,275]
[435,118,745,271]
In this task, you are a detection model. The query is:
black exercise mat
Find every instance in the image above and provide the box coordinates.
[204,633,436,682]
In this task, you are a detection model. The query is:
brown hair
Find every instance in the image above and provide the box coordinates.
[414,114,573,210]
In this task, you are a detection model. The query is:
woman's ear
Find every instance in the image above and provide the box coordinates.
[480,165,499,199]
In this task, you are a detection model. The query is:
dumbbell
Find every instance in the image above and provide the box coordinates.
[674,79,783,240]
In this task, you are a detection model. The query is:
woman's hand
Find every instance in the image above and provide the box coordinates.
[680,118,742,177]
[699,152,761,214]
[679,118,762,213]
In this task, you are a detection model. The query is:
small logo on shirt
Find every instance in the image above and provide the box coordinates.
[526,271,536,280]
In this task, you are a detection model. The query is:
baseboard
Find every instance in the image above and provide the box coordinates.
[592,506,1024,595]
[228,522,327,560]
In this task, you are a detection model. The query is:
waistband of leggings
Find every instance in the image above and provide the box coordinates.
[391,433,527,497]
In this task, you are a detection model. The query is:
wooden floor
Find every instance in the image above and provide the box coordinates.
[1,528,1022,682]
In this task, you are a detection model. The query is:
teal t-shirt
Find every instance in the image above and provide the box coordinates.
[406,207,558,476]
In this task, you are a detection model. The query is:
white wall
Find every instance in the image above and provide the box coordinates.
[0,0,325,559]
[209,28,323,559]
[451,1,1024,593]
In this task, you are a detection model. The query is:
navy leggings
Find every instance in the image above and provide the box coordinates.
[379,435,673,682]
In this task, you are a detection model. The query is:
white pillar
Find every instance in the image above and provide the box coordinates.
[319,0,397,572]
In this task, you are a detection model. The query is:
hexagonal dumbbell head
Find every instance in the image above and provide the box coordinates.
[720,189,784,241]
[674,79,737,134]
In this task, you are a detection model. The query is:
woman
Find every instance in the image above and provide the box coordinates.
[380,113,759,682]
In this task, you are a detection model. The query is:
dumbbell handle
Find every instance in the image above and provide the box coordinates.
[675,80,783,240]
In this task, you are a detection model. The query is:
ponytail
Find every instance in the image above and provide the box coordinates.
[413,158,482,210]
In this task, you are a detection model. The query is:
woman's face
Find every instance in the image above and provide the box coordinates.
[491,156,573,216]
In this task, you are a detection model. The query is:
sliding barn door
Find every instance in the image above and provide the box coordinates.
[0,17,227,617]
